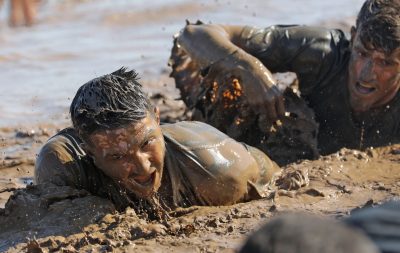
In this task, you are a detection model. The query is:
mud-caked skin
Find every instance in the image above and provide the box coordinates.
[35,121,279,211]
[175,0,400,155]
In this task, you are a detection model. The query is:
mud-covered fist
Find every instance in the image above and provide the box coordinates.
[210,50,285,122]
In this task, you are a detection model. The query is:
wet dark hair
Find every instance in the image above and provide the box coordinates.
[70,67,153,141]
[356,0,400,55]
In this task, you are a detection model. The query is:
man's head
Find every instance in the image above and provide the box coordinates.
[70,67,165,198]
[348,0,400,112]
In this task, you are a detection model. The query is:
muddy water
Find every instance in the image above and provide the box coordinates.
[0,0,363,127]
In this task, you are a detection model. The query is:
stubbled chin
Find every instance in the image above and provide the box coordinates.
[125,183,155,198]
[348,87,370,112]
[121,173,162,199]
[349,96,372,113]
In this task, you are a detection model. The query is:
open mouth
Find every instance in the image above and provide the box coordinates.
[355,82,376,95]
[129,171,156,187]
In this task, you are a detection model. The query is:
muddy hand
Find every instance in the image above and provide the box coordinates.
[259,83,285,122]
[213,50,285,122]
[244,56,285,122]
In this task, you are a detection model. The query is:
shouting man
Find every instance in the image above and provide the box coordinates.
[34,68,279,216]
[173,0,400,155]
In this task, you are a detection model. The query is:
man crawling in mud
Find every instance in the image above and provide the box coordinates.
[172,0,400,155]
[34,68,279,216]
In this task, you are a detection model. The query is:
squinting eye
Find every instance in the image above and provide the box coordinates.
[111,154,123,160]
[379,59,392,67]
[142,138,155,148]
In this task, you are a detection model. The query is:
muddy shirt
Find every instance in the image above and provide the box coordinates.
[241,25,400,154]
[35,121,278,210]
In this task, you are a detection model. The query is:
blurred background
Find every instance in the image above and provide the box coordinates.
[0,0,364,127]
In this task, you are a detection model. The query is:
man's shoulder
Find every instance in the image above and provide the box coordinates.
[245,24,350,41]
[161,121,229,149]
[46,127,79,142]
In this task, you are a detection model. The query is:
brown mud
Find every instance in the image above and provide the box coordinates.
[1,110,399,252]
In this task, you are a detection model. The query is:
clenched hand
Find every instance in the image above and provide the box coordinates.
[209,49,285,122]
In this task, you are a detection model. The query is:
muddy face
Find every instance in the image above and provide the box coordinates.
[348,30,400,112]
[85,112,166,199]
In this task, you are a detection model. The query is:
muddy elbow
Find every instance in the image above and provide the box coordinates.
[198,174,249,206]
[181,24,196,37]
[177,24,202,46]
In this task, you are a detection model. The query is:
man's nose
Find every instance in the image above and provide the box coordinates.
[130,152,151,176]
[360,58,377,82]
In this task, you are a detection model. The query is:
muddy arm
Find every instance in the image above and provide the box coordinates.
[177,24,245,68]
[186,137,272,206]
[177,24,285,120]
[178,24,348,97]
[232,25,350,96]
